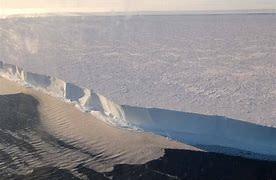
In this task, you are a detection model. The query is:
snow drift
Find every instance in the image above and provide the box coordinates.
[1,61,276,160]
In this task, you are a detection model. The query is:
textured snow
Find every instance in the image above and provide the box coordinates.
[0,14,276,158]
[0,14,275,128]
[1,61,276,160]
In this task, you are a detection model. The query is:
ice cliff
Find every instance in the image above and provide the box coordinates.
[1,61,276,160]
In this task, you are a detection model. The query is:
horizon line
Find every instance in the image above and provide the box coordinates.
[1,8,275,18]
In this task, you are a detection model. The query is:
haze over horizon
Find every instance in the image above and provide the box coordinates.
[1,0,275,16]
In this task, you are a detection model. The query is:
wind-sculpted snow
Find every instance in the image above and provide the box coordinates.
[1,61,276,160]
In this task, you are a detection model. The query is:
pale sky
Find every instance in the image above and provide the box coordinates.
[1,0,275,15]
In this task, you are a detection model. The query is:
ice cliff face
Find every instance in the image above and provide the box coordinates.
[0,61,130,127]
[1,61,276,160]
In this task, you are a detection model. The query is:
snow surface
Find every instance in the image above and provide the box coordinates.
[1,61,276,160]
[0,14,275,128]
[0,14,275,159]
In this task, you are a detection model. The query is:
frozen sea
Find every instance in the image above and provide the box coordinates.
[0,13,275,126]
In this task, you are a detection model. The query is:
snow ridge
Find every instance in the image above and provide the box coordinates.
[1,61,276,160]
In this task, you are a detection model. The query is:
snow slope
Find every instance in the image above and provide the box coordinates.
[1,61,276,160]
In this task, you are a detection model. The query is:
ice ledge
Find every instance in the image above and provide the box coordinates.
[0,61,131,128]
[1,61,276,160]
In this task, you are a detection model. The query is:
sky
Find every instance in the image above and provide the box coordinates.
[0,0,276,15]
